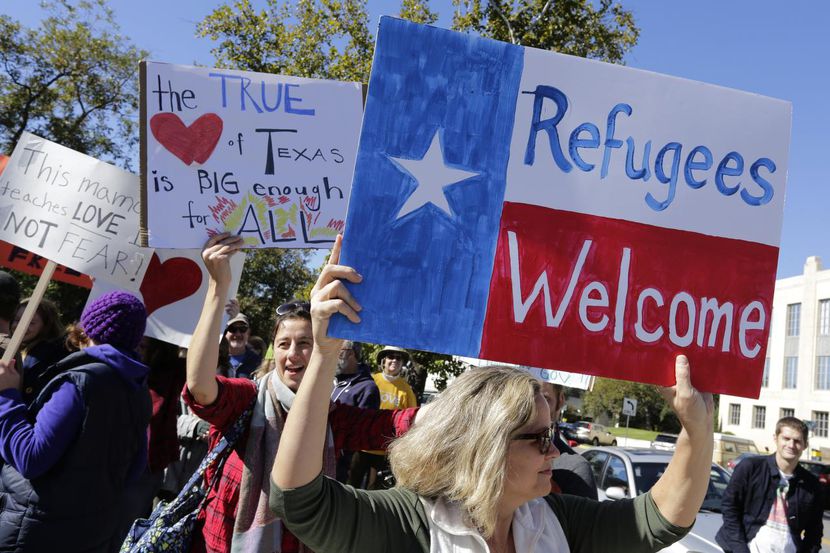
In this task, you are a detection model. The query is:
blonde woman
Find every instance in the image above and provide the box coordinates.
[270,236,715,553]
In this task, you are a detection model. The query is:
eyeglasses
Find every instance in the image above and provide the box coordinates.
[512,426,555,455]
[385,353,406,361]
[227,325,248,334]
[276,300,311,316]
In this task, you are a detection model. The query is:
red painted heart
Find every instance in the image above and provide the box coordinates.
[150,113,223,165]
[139,253,203,316]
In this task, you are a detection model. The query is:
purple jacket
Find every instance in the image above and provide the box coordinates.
[0,344,149,479]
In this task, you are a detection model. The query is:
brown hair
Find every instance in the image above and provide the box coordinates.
[64,323,90,352]
[252,307,311,380]
[775,416,809,443]
[16,298,64,350]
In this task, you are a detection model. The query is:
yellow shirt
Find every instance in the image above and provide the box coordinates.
[366,373,418,455]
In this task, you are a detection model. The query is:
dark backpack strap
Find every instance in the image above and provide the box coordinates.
[176,395,257,500]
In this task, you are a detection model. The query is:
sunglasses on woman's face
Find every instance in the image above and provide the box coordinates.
[512,426,555,455]
[385,353,406,362]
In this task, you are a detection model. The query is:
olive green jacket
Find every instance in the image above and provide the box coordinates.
[270,473,691,553]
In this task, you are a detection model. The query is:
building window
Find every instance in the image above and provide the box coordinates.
[816,357,830,390]
[752,406,766,429]
[780,408,794,419]
[813,411,829,438]
[786,303,801,337]
[820,300,830,336]
[729,404,741,426]
[784,357,798,389]
[762,358,770,388]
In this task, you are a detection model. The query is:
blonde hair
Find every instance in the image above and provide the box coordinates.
[388,365,540,538]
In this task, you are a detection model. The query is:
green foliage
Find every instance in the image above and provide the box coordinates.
[360,343,465,393]
[0,0,145,324]
[583,377,679,432]
[399,0,439,25]
[0,0,146,168]
[452,0,638,62]
[197,0,374,82]
[11,272,89,327]
[235,249,314,341]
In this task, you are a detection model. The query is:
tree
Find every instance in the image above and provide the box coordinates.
[197,0,640,384]
[583,377,679,432]
[235,249,314,341]
[452,0,638,62]
[0,0,147,324]
[0,0,146,167]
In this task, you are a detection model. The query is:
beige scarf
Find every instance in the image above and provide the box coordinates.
[231,371,337,552]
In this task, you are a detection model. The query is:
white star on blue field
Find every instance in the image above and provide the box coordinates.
[387,129,480,220]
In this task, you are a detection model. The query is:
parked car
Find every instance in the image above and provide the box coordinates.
[557,422,580,447]
[650,433,678,451]
[798,460,830,509]
[725,452,760,472]
[575,421,617,446]
[582,447,730,553]
[713,433,759,468]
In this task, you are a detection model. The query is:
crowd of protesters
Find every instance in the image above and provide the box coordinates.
[0,231,730,552]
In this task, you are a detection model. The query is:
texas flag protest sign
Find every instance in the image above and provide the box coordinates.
[329,18,791,398]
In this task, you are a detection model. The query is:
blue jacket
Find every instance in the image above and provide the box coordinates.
[228,345,262,379]
[331,364,380,410]
[0,346,151,552]
[20,335,71,404]
[716,454,823,553]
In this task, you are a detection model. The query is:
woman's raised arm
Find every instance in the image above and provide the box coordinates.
[186,233,244,406]
[272,235,362,489]
[649,355,715,527]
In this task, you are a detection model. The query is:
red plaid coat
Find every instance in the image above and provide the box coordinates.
[183,376,418,553]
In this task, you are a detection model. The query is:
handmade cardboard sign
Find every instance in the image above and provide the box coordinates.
[457,356,594,390]
[86,249,245,348]
[0,133,150,288]
[0,240,92,288]
[140,61,363,249]
[329,18,791,398]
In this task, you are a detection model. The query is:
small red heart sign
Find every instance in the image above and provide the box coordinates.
[139,253,203,316]
[150,113,223,165]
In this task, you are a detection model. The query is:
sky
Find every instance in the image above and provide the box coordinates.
[6,1,829,279]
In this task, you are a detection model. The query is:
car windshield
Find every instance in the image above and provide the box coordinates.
[632,462,730,513]
[577,422,591,429]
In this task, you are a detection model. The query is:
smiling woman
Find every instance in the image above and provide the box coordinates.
[270,236,717,553]
[179,232,415,553]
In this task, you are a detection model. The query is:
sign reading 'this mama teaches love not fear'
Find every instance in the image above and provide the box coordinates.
[0,133,149,288]
[140,61,363,249]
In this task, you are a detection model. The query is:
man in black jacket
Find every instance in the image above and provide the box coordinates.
[716,417,823,553]
[331,341,379,482]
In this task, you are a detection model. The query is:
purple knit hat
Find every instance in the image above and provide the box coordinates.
[80,291,147,351]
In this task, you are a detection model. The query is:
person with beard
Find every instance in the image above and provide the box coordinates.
[540,381,597,500]
[331,341,379,482]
